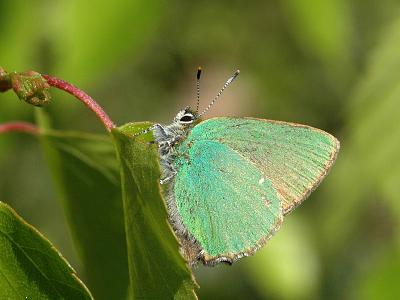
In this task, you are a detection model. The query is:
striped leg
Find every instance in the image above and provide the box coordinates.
[132,123,167,139]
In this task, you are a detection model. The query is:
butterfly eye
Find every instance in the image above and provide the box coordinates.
[180,114,194,123]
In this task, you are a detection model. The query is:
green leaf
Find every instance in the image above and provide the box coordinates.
[0,201,93,299]
[112,122,197,300]
[37,111,129,300]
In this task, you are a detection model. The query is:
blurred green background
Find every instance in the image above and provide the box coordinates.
[1,0,400,299]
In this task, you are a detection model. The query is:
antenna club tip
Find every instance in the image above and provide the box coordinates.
[234,70,240,76]
[197,66,202,79]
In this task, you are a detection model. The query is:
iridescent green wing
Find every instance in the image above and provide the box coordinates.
[173,140,283,264]
[186,117,340,215]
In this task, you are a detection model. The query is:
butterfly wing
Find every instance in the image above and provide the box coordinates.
[173,139,283,264]
[173,117,339,264]
[186,117,340,215]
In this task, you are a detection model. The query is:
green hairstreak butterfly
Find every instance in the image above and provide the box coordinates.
[136,68,340,266]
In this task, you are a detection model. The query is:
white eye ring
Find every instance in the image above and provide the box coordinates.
[179,114,194,123]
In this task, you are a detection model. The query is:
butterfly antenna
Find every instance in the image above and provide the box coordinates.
[195,66,202,113]
[198,69,240,118]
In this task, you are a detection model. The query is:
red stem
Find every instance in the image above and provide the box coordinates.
[42,75,116,131]
[0,122,39,134]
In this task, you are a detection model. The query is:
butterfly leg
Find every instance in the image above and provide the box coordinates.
[132,123,167,139]
[160,170,177,184]
[159,157,178,184]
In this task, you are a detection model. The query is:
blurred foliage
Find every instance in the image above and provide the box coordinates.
[1,0,400,299]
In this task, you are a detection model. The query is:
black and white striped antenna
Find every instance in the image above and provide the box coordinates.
[195,66,202,113]
[197,69,240,118]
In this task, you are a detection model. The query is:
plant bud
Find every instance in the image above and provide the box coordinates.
[9,71,51,106]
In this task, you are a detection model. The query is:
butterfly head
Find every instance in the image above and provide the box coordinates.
[171,68,240,130]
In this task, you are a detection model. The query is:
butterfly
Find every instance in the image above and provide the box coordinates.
[136,68,340,266]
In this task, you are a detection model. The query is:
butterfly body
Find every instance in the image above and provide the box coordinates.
[151,108,339,266]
